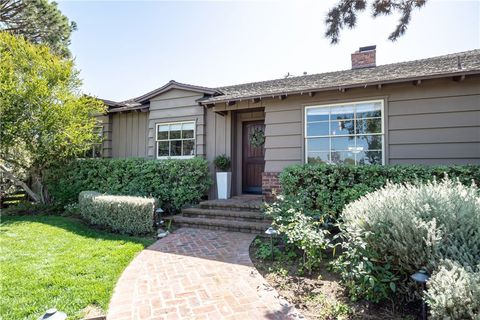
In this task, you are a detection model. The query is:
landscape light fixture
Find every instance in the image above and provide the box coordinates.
[38,308,67,320]
[264,226,278,261]
[411,269,430,320]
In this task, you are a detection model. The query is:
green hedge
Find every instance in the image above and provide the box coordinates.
[46,158,212,212]
[279,164,480,221]
[79,191,155,235]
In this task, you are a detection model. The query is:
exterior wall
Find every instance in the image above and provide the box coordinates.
[147,89,206,159]
[262,172,280,202]
[111,111,148,158]
[96,114,113,158]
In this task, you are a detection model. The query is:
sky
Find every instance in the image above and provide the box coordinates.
[57,0,480,102]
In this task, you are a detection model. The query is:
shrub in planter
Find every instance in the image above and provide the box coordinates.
[333,178,480,309]
[279,164,480,222]
[213,154,231,199]
[45,158,212,212]
[78,191,156,235]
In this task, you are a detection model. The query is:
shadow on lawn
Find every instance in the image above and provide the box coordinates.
[0,214,155,246]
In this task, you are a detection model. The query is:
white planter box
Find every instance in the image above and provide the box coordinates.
[216,172,232,200]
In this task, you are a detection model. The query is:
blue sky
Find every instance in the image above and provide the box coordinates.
[57,0,480,101]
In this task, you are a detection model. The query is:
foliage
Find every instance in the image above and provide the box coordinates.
[253,238,282,260]
[0,215,153,319]
[265,195,330,272]
[425,260,480,320]
[213,154,231,171]
[0,32,105,203]
[0,0,76,57]
[78,191,156,235]
[325,0,428,44]
[45,158,212,213]
[279,164,480,223]
[333,178,480,308]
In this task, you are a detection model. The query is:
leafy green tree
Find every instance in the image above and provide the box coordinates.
[325,0,428,44]
[0,0,76,57]
[0,32,105,203]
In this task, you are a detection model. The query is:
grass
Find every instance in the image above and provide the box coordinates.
[0,215,155,320]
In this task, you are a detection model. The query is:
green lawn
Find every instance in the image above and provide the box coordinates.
[0,215,154,320]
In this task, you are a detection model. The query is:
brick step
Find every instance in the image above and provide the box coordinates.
[167,216,271,234]
[182,208,271,222]
[198,200,262,212]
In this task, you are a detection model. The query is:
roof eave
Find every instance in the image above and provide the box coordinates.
[200,70,480,106]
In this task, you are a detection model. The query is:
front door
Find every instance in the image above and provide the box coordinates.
[242,121,265,194]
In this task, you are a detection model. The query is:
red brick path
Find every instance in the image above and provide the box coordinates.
[107,228,301,320]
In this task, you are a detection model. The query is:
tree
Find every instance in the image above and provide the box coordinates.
[0,32,105,203]
[0,0,76,57]
[325,0,428,44]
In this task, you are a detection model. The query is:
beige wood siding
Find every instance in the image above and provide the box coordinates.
[250,76,480,172]
[111,111,148,158]
[147,89,206,159]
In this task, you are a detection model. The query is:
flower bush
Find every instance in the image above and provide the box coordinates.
[79,191,156,235]
[333,178,480,311]
[264,195,330,272]
[45,157,212,212]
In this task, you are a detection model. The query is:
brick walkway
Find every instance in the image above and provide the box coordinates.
[107,228,301,320]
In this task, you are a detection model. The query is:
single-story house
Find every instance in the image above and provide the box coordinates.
[97,47,480,200]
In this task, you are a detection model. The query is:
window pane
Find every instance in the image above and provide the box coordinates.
[356,118,382,134]
[158,125,169,140]
[182,140,195,156]
[356,135,382,151]
[158,141,169,157]
[307,138,329,152]
[307,108,329,122]
[356,102,382,118]
[330,151,355,165]
[170,124,181,139]
[307,152,329,164]
[307,122,329,136]
[331,136,355,151]
[331,105,354,120]
[182,122,194,139]
[170,140,181,156]
[357,151,382,165]
[331,119,354,136]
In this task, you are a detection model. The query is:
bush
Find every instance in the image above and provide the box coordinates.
[279,164,480,222]
[333,178,480,308]
[45,158,212,212]
[265,195,330,273]
[78,191,155,235]
[425,260,480,320]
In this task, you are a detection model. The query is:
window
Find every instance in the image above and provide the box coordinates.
[156,121,196,159]
[84,126,103,158]
[305,100,384,165]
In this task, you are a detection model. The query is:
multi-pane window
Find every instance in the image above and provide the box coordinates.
[156,121,196,159]
[84,126,103,158]
[305,100,384,165]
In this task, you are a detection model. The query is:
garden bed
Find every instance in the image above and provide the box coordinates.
[250,237,418,320]
[0,215,155,319]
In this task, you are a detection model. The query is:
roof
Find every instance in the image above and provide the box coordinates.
[200,49,480,104]
[103,80,219,112]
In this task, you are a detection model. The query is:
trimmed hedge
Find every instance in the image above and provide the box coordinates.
[279,164,480,221]
[78,191,155,235]
[46,158,212,212]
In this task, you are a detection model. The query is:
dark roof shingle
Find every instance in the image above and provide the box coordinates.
[201,49,480,104]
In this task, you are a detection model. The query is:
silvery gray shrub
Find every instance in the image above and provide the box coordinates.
[79,191,155,235]
[335,178,479,316]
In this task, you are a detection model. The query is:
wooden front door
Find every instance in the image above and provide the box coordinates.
[242,121,265,194]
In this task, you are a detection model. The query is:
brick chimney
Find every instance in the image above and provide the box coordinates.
[351,45,376,69]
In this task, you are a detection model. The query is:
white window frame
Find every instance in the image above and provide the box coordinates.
[156,120,196,159]
[304,100,385,165]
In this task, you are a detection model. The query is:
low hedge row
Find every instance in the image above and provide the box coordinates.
[78,191,155,235]
[279,164,480,221]
[45,158,212,212]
